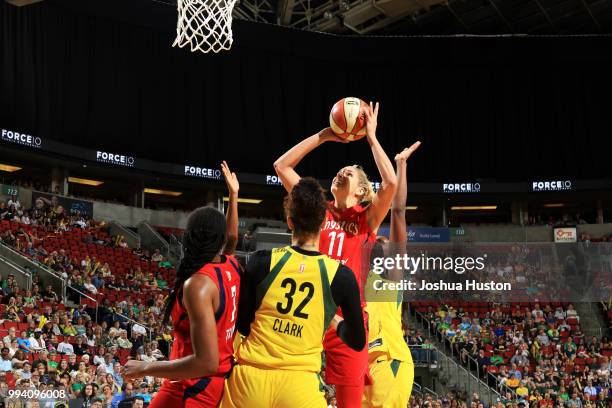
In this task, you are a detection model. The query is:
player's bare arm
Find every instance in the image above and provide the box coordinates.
[389,141,421,281]
[273,128,347,193]
[222,160,239,255]
[123,274,220,380]
[364,102,398,233]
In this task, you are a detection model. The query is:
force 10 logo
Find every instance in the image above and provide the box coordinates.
[96,151,135,167]
[532,180,572,192]
[266,175,283,186]
[442,183,481,193]
[184,165,221,179]
[1,129,42,148]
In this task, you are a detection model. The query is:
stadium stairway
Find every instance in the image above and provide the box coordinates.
[405,308,502,405]
[435,346,501,405]
[0,242,65,301]
[137,221,177,264]
[108,220,140,249]
[574,302,611,338]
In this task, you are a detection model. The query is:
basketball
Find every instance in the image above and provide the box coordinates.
[329,97,368,141]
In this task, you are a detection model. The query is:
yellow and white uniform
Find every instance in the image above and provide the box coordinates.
[362,272,414,408]
[221,246,339,408]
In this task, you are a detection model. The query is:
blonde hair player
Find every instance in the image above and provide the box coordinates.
[363,142,421,408]
[274,102,397,408]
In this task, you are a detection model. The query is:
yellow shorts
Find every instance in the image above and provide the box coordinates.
[362,359,414,408]
[219,364,327,408]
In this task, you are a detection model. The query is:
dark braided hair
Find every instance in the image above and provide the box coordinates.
[162,206,227,326]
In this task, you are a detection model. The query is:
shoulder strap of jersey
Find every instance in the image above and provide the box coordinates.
[254,246,292,311]
[317,256,339,335]
[227,255,242,278]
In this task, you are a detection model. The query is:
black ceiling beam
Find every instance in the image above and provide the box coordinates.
[446,1,471,31]
[533,0,557,30]
[487,0,515,31]
[578,0,602,30]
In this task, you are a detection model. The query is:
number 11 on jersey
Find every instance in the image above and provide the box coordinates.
[327,231,345,257]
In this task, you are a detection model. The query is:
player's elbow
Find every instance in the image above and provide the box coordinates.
[391,207,406,217]
[384,174,398,191]
[338,320,366,351]
[273,159,287,175]
[348,330,366,351]
[194,357,218,377]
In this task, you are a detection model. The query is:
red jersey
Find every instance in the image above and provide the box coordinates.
[321,202,374,388]
[170,255,242,376]
[319,202,375,297]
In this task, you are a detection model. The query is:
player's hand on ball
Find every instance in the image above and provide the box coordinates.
[319,128,349,144]
[122,360,148,380]
[364,101,379,141]
[394,141,422,162]
[221,160,239,196]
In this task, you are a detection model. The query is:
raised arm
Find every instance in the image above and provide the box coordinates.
[389,142,421,281]
[273,128,347,193]
[364,102,398,232]
[390,142,422,245]
[123,274,220,380]
[221,161,239,255]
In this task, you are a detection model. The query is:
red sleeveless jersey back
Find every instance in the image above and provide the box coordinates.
[169,254,241,375]
[319,202,375,299]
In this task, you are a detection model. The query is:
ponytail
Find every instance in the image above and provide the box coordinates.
[352,165,375,206]
[161,206,227,327]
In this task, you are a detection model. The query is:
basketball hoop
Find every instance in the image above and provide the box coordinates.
[173,0,237,54]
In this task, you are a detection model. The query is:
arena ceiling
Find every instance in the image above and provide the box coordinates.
[158,0,612,34]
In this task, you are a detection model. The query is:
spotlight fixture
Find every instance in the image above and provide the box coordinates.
[450,206,497,210]
[68,177,104,187]
[0,164,22,172]
[144,188,182,197]
[223,197,262,204]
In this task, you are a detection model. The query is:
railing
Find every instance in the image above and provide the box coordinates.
[409,344,438,367]
[582,327,603,337]
[412,382,440,399]
[113,311,154,342]
[436,344,500,406]
[167,233,183,267]
[0,242,66,300]
[66,285,99,323]
[108,220,140,249]
[0,255,32,291]
[137,221,170,259]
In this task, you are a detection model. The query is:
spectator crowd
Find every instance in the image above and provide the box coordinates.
[412,301,612,408]
[0,194,176,407]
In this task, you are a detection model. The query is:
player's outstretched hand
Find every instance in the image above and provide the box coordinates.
[364,101,379,142]
[221,160,239,197]
[319,127,349,143]
[394,141,422,162]
[122,359,148,380]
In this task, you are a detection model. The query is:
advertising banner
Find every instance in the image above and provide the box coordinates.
[31,192,94,218]
[554,227,577,243]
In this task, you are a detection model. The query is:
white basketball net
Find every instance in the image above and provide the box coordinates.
[173,0,237,54]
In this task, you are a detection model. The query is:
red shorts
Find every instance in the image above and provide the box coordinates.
[323,314,371,387]
[148,376,225,408]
